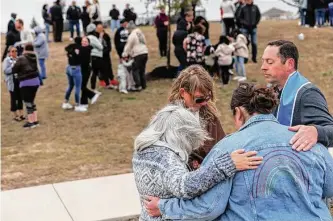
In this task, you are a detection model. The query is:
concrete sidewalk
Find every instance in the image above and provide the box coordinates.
[2,149,333,221]
[1,173,141,221]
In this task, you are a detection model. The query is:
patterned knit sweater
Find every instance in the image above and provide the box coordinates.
[132,144,236,221]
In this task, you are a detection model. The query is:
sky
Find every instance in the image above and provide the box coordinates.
[0,0,298,33]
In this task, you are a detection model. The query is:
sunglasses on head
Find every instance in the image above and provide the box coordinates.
[194,95,211,104]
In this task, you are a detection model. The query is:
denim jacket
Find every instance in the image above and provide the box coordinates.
[158,114,333,221]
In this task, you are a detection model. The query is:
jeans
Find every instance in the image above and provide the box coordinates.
[235,56,246,77]
[300,8,307,26]
[315,8,326,26]
[329,5,333,26]
[240,28,257,61]
[132,54,148,89]
[110,19,120,32]
[45,22,50,42]
[65,65,82,104]
[80,65,95,105]
[38,58,46,79]
[69,20,80,38]
[205,39,211,46]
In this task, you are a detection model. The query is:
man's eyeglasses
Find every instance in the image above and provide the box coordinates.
[194,95,211,104]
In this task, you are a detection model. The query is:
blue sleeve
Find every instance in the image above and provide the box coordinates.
[158,178,232,220]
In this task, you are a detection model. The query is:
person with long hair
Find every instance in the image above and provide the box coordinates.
[12,44,40,128]
[3,46,24,121]
[133,102,262,221]
[89,0,102,25]
[42,4,52,42]
[168,65,225,168]
[145,83,333,221]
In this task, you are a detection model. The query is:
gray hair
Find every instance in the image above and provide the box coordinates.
[134,103,209,162]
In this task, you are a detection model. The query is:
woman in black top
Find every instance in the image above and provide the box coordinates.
[42,4,52,42]
[80,36,99,107]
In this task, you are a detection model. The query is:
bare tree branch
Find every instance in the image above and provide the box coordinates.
[279,0,300,8]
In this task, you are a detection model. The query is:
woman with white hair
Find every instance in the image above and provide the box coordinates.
[132,103,263,221]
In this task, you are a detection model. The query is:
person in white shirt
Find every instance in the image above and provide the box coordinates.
[220,0,236,36]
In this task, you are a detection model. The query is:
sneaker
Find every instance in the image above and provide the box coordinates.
[109,85,118,89]
[62,103,73,110]
[120,89,128,94]
[91,93,100,104]
[23,122,36,129]
[34,121,40,126]
[238,77,247,82]
[233,76,241,81]
[93,90,102,95]
[74,105,88,112]
[81,104,89,109]
[228,70,234,75]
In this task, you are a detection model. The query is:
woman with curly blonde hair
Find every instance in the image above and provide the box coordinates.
[168,65,225,168]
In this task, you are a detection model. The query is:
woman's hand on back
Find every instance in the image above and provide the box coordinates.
[230,149,263,171]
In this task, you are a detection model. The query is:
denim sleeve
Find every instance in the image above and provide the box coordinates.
[300,88,333,147]
[323,148,333,198]
[162,148,236,199]
[158,178,232,220]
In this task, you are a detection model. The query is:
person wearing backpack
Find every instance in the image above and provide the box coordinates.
[183,25,206,67]
[89,0,101,25]
[66,1,81,41]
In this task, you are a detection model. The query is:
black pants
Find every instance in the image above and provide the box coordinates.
[81,65,96,105]
[132,54,148,89]
[53,20,63,42]
[174,47,187,68]
[103,55,114,81]
[219,65,230,85]
[90,56,109,90]
[223,18,235,36]
[10,79,23,112]
[157,30,168,57]
[20,86,39,114]
[205,64,217,77]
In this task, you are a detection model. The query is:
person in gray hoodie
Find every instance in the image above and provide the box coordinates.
[3,46,25,121]
[33,26,49,82]
[86,23,111,92]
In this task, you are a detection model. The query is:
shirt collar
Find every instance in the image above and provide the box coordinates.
[238,114,278,132]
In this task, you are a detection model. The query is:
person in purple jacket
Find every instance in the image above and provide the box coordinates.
[154,6,169,57]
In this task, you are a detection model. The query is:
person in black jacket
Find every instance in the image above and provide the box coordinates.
[234,0,244,28]
[123,4,132,22]
[173,10,194,73]
[79,36,99,107]
[12,44,40,128]
[7,13,17,33]
[81,1,91,35]
[42,4,52,42]
[67,1,81,40]
[50,0,64,42]
[114,19,129,58]
[96,23,115,87]
[2,20,22,62]
[109,4,120,32]
[154,6,169,57]
[238,0,260,63]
